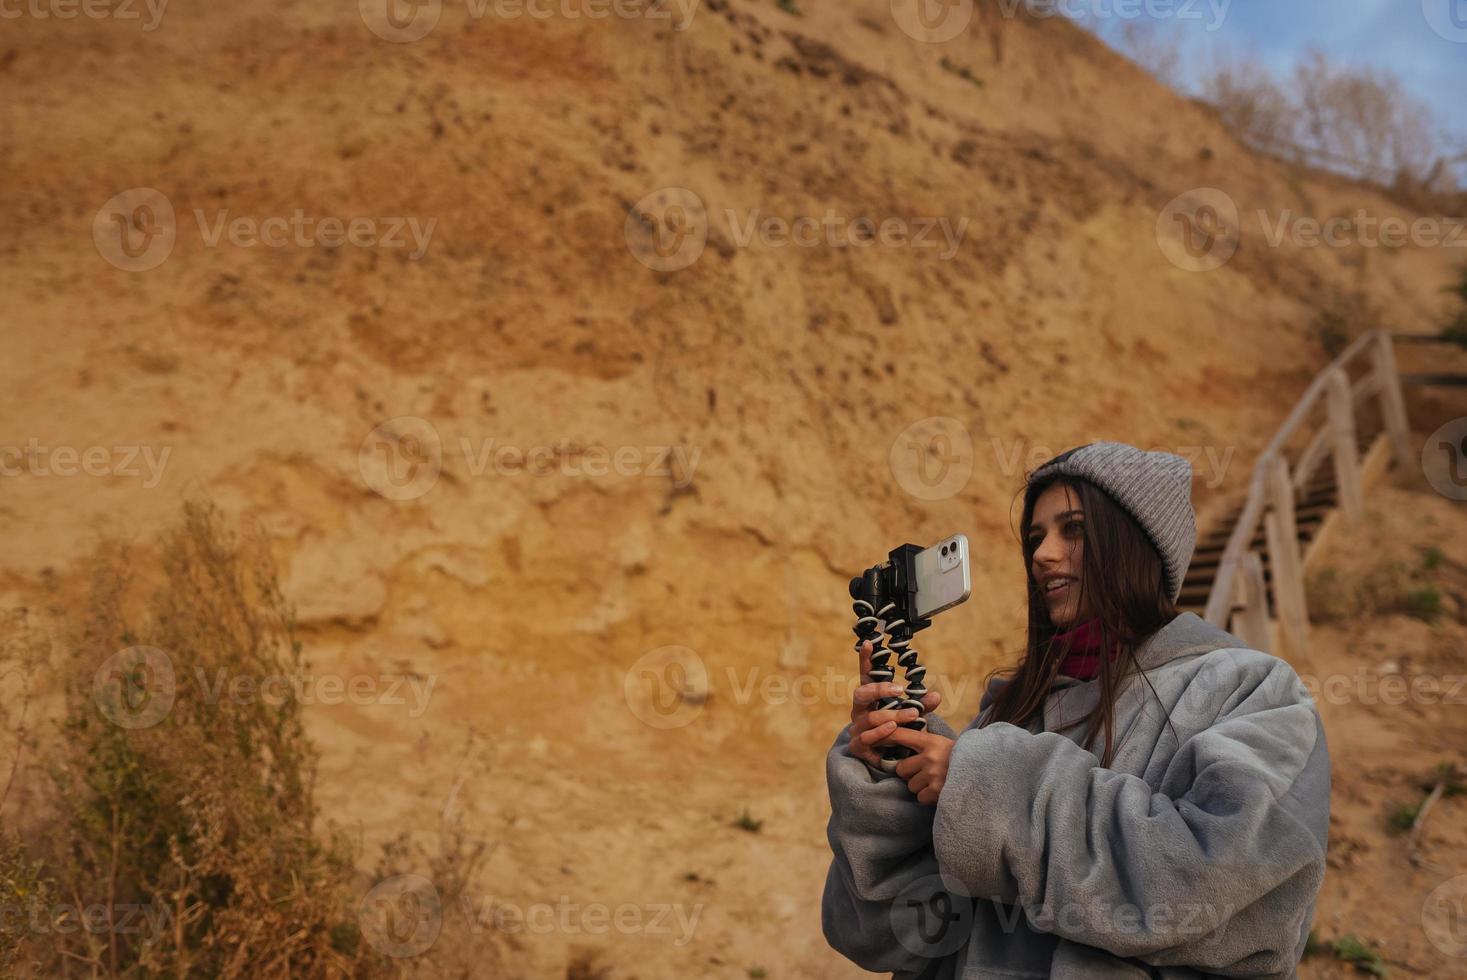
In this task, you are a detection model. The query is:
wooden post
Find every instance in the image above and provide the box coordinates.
[1234,550,1271,652]
[1326,368,1364,523]
[1264,455,1310,666]
[1374,332,1413,472]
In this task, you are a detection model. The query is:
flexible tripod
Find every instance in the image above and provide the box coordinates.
[849,544,932,772]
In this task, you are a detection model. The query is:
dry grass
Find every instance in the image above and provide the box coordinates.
[2,501,380,978]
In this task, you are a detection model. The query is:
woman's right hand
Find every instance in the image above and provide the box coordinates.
[848,639,942,767]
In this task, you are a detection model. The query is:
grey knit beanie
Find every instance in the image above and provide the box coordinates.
[1026,441,1197,603]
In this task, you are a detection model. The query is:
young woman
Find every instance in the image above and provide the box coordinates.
[823,442,1330,980]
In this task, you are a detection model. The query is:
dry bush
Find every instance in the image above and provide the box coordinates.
[19,500,379,978]
[1,609,52,978]
[1203,51,1298,151]
[1111,20,1183,89]
[1201,47,1459,201]
[1307,559,1435,624]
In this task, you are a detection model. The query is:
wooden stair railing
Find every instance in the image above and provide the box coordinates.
[1182,331,1412,667]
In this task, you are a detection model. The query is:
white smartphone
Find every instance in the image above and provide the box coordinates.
[913,534,971,619]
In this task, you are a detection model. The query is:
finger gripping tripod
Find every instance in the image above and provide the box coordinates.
[850,544,932,773]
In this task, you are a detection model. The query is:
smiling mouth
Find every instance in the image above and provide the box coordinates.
[1044,578,1076,599]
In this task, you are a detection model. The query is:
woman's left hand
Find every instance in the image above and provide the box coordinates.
[883,728,955,805]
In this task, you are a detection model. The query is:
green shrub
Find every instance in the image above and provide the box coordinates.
[1332,934,1388,976]
[1402,586,1442,621]
[1385,801,1419,834]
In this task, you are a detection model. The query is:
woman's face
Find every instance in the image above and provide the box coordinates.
[1026,482,1095,629]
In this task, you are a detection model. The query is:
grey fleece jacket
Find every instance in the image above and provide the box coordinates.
[822,612,1330,979]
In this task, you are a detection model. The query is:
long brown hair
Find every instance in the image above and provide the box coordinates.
[977,474,1180,767]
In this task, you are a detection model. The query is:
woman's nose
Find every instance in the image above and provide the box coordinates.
[1032,531,1065,567]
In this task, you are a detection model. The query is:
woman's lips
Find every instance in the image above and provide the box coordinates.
[1044,580,1073,601]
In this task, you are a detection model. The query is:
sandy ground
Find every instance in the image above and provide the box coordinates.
[2,0,1466,976]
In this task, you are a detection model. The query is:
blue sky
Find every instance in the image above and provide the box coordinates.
[1070,0,1467,177]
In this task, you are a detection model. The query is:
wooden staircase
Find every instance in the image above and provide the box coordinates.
[1179,418,1383,619]
[1186,331,1414,664]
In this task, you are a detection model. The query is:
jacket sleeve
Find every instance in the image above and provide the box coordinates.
[930,654,1330,979]
[822,717,970,978]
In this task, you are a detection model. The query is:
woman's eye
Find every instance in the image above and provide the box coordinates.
[1065,522,1084,536]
